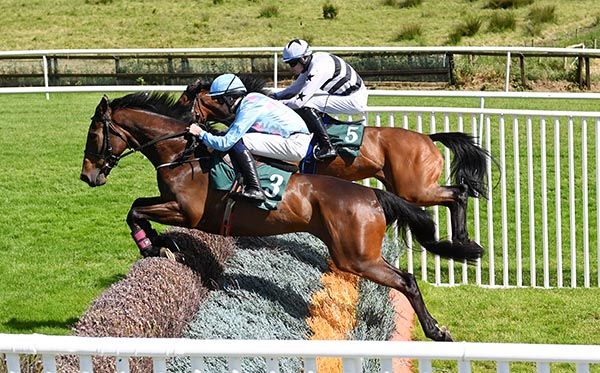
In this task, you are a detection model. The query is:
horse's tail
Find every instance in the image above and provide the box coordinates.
[373,189,483,262]
[429,132,492,198]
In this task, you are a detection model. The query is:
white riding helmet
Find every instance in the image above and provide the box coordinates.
[209,74,247,97]
[282,39,312,62]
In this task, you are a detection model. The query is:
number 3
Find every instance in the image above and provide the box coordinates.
[264,173,284,198]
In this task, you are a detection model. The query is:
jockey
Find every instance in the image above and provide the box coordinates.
[271,38,368,161]
[188,73,311,202]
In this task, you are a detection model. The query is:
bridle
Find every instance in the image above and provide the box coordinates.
[84,114,129,174]
[191,92,238,127]
[191,95,207,125]
[84,113,188,173]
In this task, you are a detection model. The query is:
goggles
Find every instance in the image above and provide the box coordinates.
[286,58,301,67]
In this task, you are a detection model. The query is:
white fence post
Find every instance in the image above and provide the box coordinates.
[42,55,49,100]
[505,51,511,92]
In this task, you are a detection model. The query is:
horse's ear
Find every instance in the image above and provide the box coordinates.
[95,95,110,117]
[186,79,203,95]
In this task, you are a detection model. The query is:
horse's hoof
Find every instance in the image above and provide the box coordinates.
[159,247,176,260]
[140,246,160,258]
[440,326,454,342]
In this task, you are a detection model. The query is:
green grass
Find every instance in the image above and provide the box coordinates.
[0,0,598,49]
[2,92,600,351]
[414,285,600,371]
[0,92,156,334]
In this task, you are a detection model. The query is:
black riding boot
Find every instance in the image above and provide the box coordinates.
[228,145,266,202]
[296,107,337,161]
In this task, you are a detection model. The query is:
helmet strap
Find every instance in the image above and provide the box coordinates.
[223,95,242,115]
[300,55,312,73]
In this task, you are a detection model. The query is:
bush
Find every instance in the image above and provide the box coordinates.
[523,20,543,36]
[463,15,483,36]
[484,0,533,9]
[258,5,279,18]
[529,5,556,24]
[448,29,463,45]
[448,15,483,43]
[323,3,338,19]
[394,24,422,41]
[488,10,516,32]
[398,0,422,8]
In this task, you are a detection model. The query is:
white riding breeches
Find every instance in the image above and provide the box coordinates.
[242,132,312,162]
[301,85,368,115]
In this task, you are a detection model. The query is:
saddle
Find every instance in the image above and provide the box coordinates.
[322,113,364,127]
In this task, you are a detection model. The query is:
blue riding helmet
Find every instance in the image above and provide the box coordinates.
[282,39,312,62]
[209,74,247,97]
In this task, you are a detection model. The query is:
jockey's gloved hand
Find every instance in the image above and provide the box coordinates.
[267,92,278,100]
[188,123,205,138]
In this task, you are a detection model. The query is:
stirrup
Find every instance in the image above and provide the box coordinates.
[232,188,266,202]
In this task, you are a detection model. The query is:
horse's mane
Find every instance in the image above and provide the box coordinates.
[109,92,192,122]
[184,74,269,97]
[238,74,269,94]
[183,79,211,97]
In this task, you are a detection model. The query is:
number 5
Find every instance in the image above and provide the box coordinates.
[345,126,359,143]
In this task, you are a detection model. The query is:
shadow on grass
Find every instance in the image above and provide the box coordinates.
[3,317,79,333]
[96,273,126,288]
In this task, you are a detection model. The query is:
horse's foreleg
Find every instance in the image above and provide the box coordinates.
[127,197,187,257]
[342,257,452,342]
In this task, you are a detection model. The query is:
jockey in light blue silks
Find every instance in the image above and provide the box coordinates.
[188,73,311,202]
[270,38,368,161]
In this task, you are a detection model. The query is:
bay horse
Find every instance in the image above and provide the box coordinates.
[80,92,483,342]
[178,76,492,247]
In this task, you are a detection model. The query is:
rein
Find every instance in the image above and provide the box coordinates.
[120,130,189,159]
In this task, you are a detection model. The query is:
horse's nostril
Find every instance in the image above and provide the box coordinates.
[80,173,89,183]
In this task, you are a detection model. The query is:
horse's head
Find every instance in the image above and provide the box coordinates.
[80,95,130,187]
[191,89,235,125]
[176,79,204,108]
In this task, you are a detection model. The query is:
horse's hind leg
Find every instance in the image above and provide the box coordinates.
[339,256,452,342]
[445,184,469,244]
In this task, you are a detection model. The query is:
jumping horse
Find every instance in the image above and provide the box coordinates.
[80,92,483,341]
[178,76,492,248]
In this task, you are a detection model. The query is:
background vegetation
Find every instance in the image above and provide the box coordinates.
[2,0,600,91]
[1,0,599,49]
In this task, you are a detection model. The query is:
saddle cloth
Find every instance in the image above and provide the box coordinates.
[300,120,365,174]
[209,155,292,211]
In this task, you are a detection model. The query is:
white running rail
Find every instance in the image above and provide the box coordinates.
[363,106,600,289]
[1,334,600,373]
[1,45,600,95]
